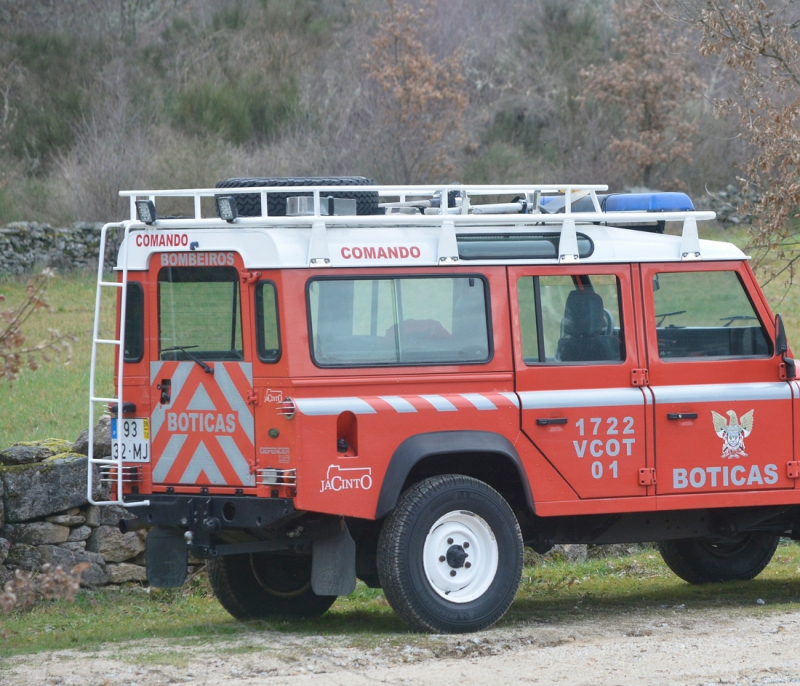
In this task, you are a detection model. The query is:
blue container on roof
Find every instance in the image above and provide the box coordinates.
[602,192,694,212]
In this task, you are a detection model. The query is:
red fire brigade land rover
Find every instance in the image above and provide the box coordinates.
[87,178,800,633]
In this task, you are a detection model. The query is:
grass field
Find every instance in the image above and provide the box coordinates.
[0,223,798,449]
[0,271,116,449]
[2,544,800,658]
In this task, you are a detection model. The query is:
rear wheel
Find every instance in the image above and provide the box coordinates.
[657,533,779,584]
[207,552,336,619]
[215,176,379,217]
[378,474,523,633]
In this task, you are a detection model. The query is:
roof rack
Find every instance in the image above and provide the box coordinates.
[119,183,715,264]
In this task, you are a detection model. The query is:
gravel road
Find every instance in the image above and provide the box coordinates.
[3,604,800,685]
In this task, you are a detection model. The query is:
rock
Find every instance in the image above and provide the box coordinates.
[78,552,107,586]
[60,541,86,552]
[72,415,112,459]
[0,453,103,522]
[0,439,74,466]
[106,563,147,584]
[37,544,78,569]
[0,566,12,585]
[2,522,70,545]
[83,505,101,527]
[87,525,145,563]
[67,525,92,542]
[99,504,137,527]
[0,538,10,564]
[5,543,42,572]
[37,546,106,586]
[46,515,86,526]
[63,508,80,516]
[0,477,3,528]
[0,445,43,466]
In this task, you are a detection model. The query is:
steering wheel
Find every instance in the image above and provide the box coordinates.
[602,308,614,335]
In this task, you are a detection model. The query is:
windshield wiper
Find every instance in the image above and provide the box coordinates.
[161,345,214,374]
[720,315,757,328]
[656,310,686,326]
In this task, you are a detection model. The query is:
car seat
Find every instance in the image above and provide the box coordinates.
[556,289,620,362]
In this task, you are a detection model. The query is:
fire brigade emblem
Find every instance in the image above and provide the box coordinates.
[711,409,754,459]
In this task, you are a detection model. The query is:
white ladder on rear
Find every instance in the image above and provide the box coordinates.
[86,222,149,508]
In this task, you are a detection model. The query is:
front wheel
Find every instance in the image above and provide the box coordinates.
[658,533,779,584]
[207,552,337,620]
[378,474,523,633]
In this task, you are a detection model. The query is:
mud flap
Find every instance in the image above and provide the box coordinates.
[146,526,188,588]
[311,517,357,596]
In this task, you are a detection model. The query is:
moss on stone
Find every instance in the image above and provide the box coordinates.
[11,438,73,453]
[44,451,87,462]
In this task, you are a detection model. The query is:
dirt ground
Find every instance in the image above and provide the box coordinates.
[3,604,800,686]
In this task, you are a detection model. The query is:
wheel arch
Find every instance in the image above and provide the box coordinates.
[375,431,535,519]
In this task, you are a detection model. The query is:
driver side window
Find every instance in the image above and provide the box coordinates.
[652,270,771,359]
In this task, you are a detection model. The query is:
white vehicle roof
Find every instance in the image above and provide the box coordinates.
[110,183,739,270]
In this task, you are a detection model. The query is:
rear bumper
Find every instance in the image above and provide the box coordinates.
[124,494,296,531]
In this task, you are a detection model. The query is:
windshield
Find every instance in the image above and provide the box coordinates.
[158,266,243,361]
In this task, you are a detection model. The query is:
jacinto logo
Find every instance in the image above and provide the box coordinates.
[320,465,373,493]
[263,388,283,403]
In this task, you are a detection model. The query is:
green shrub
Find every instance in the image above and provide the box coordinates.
[171,76,300,145]
[4,34,107,171]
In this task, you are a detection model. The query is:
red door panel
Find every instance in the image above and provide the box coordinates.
[640,262,794,496]
[149,361,256,487]
[509,264,650,500]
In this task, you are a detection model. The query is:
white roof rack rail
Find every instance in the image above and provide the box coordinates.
[118,183,716,266]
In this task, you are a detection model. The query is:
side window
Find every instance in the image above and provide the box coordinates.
[652,271,771,359]
[255,281,280,362]
[518,274,624,364]
[308,276,491,366]
[123,282,144,363]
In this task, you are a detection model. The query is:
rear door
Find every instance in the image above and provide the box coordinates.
[147,254,257,491]
[642,262,793,496]
[509,264,650,499]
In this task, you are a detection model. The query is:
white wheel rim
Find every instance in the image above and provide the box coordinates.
[422,510,499,603]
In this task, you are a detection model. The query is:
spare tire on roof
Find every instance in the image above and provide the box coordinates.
[214,176,379,217]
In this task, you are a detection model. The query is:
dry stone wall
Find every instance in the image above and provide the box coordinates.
[0,420,149,587]
[0,222,119,274]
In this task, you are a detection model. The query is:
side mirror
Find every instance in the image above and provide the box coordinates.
[775,313,796,379]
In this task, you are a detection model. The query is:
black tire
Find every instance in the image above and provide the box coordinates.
[377,474,523,633]
[657,533,779,584]
[215,176,379,217]
[207,552,336,620]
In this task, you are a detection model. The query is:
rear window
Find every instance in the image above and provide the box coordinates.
[158,266,243,361]
[255,281,280,363]
[308,276,491,367]
[123,282,144,363]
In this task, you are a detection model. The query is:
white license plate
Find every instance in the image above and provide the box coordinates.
[111,418,151,462]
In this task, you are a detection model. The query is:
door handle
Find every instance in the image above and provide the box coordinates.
[667,412,697,420]
[536,417,568,426]
[158,379,171,405]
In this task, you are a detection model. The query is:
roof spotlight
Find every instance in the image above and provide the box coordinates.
[215,195,239,223]
[135,199,156,225]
